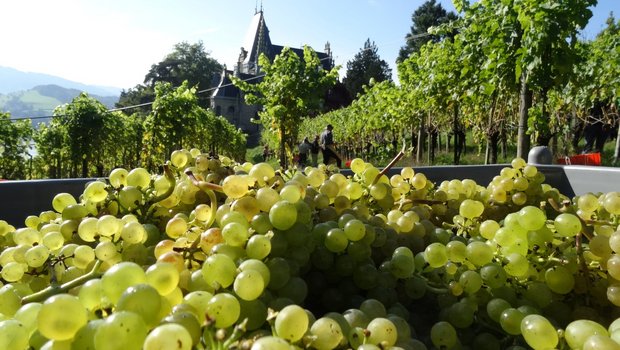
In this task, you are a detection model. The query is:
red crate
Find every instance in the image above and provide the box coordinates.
[557,153,601,166]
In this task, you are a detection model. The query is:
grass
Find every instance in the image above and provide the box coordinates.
[244,134,620,168]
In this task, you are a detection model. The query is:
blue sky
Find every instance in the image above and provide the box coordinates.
[0,0,616,89]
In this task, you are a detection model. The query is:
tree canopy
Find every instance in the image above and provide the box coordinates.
[232,46,339,167]
[343,39,392,99]
[397,0,458,63]
[117,41,223,110]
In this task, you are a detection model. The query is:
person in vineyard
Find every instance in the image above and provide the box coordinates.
[298,137,312,167]
[320,124,342,167]
[310,135,320,166]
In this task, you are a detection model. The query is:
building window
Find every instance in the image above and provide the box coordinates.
[228,106,235,115]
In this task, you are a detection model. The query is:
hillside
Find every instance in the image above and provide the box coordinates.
[0,66,121,96]
[0,85,119,121]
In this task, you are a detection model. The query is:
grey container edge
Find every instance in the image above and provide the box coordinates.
[1,165,619,227]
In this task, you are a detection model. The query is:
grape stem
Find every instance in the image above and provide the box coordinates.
[575,232,591,306]
[185,170,224,193]
[150,163,177,203]
[372,140,406,185]
[22,260,103,304]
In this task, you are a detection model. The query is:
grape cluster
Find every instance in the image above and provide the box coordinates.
[0,149,619,350]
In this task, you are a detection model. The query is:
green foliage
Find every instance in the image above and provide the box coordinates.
[0,112,33,179]
[398,0,458,62]
[231,46,338,167]
[118,41,222,110]
[343,39,392,99]
[142,81,246,169]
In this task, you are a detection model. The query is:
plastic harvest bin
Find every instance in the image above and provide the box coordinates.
[1,164,619,227]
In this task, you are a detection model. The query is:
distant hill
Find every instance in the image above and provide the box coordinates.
[0,66,121,96]
[0,85,119,122]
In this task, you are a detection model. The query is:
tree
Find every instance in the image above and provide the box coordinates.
[55,93,113,177]
[343,39,392,99]
[0,113,33,179]
[117,42,223,111]
[144,41,223,108]
[398,0,458,62]
[232,46,339,167]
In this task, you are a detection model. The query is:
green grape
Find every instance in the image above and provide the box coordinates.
[126,167,151,188]
[38,294,87,341]
[52,193,77,213]
[183,291,213,324]
[116,284,162,327]
[231,196,261,222]
[480,263,508,289]
[108,167,128,188]
[206,293,240,328]
[222,175,250,199]
[119,186,143,211]
[366,317,398,346]
[84,181,108,203]
[165,216,187,239]
[504,253,529,277]
[446,240,467,263]
[78,279,105,312]
[62,204,88,220]
[73,245,95,269]
[430,321,457,349]
[486,298,511,323]
[221,222,250,247]
[237,299,268,331]
[466,241,494,266]
[425,242,448,268]
[459,199,485,219]
[564,320,609,350]
[42,231,64,251]
[360,299,387,319]
[517,206,546,230]
[390,253,415,279]
[0,319,29,350]
[77,217,98,242]
[267,257,290,289]
[143,323,193,350]
[234,269,265,301]
[94,241,118,262]
[344,219,365,241]
[603,193,620,215]
[71,319,103,350]
[349,158,365,174]
[369,183,388,200]
[93,311,148,350]
[545,265,575,294]
[2,261,25,282]
[269,200,297,230]
[459,270,483,294]
[499,308,525,335]
[608,254,620,280]
[275,304,309,342]
[250,212,273,235]
[248,162,276,186]
[120,221,146,244]
[101,261,147,305]
[554,213,582,237]
[246,234,271,259]
[583,334,620,350]
[345,182,364,200]
[14,302,42,335]
[521,316,559,350]
[25,244,49,268]
[524,282,552,308]
[202,253,237,288]
[146,262,180,296]
[310,317,343,350]
[325,228,348,253]
[577,193,600,212]
[251,336,292,350]
[280,184,302,203]
[14,227,41,245]
[239,259,271,287]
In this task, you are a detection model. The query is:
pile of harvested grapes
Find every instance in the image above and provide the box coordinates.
[1,148,620,350]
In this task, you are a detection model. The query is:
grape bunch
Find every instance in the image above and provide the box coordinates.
[0,148,619,350]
